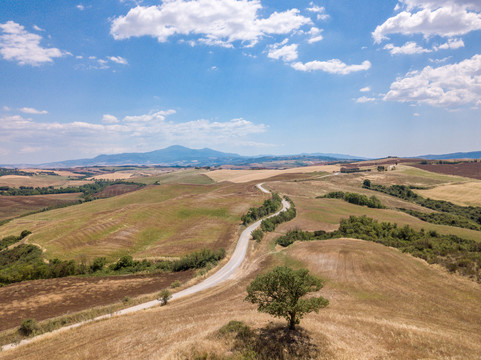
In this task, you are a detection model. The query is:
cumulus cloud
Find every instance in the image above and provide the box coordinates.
[291,59,371,74]
[102,114,119,124]
[267,40,298,62]
[373,0,481,43]
[20,107,48,115]
[360,86,371,92]
[384,41,431,55]
[306,27,323,43]
[384,53,481,107]
[306,3,330,20]
[0,110,269,162]
[355,96,376,103]
[433,38,465,50]
[0,21,67,66]
[110,0,311,47]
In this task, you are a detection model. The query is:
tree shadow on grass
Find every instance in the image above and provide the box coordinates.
[222,321,331,360]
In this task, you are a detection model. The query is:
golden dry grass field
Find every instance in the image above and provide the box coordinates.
[1,164,481,359]
[0,181,267,262]
[206,164,341,183]
[415,181,481,206]
[0,193,81,222]
[2,237,480,360]
[0,175,89,188]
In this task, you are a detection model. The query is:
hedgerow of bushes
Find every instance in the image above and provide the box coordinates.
[252,197,297,242]
[0,235,226,285]
[275,215,481,281]
[0,230,31,250]
[364,182,481,230]
[318,191,384,209]
[241,193,282,225]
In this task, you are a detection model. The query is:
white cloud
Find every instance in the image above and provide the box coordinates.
[433,38,465,50]
[102,114,119,124]
[123,110,176,122]
[306,3,330,20]
[0,110,269,161]
[77,4,85,11]
[360,86,371,92]
[413,112,420,116]
[109,56,128,65]
[355,96,376,103]
[33,25,45,32]
[306,27,323,43]
[2,106,11,111]
[0,21,67,66]
[384,53,481,107]
[373,1,481,43]
[110,0,311,47]
[429,56,452,63]
[19,107,48,115]
[267,41,298,62]
[291,59,371,74]
[384,41,431,55]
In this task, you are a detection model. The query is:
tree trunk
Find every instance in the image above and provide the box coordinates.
[288,313,296,330]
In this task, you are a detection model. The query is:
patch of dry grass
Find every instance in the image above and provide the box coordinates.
[415,181,481,206]
[3,238,481,359]
[0,182,266,261]
[206,165,340,183]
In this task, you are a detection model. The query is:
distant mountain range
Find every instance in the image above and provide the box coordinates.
[417,151,481,160]
[5,146,365,168]
[3,146,481,169]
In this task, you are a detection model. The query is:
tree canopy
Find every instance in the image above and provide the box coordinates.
[245,266,328,330]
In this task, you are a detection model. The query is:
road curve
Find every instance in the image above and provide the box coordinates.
[2,183,289,352]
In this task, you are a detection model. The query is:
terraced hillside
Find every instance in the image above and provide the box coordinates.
[0,182,266,262]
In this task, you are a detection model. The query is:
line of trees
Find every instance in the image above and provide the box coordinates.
[0,230,31,250]
[0,240,226,285]
[241,193,283,225]
[363,182,481,230]
[275,215,481,281]
[251,197,297,242]
[0,180,145,199]
[318,191,384,209]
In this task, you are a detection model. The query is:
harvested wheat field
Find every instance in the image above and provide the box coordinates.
[0,182,266,262]
[2,238,480,359]
[206,164,340,183]
[415,181,481,206]
[0,270,193,332]
[0,193,81,221]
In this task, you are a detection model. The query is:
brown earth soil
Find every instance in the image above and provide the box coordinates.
[95,184,141,198]
[0,193,81,222]
[410,161,481,180]
[0,270,192,332]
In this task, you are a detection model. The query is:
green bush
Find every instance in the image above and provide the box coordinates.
[19,318,39,336]
[251,229,264,243]
[170,280,181,288]
[159,289,171,305]
[241,193,282,225]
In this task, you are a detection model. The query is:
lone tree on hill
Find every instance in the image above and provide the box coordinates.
[245,266,328,330]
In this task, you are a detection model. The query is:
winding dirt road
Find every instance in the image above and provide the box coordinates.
[2,183,290,352]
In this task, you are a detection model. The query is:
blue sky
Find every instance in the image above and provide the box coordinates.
[1,0,481,163]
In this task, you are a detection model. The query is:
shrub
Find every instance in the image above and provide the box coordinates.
[170,280,181,288]
[90,257,107,272]
[159,289,171,305]
[251,229,264,243]
[19,318,39,336]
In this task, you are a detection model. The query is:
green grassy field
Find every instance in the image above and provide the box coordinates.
[0,182,265,262]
